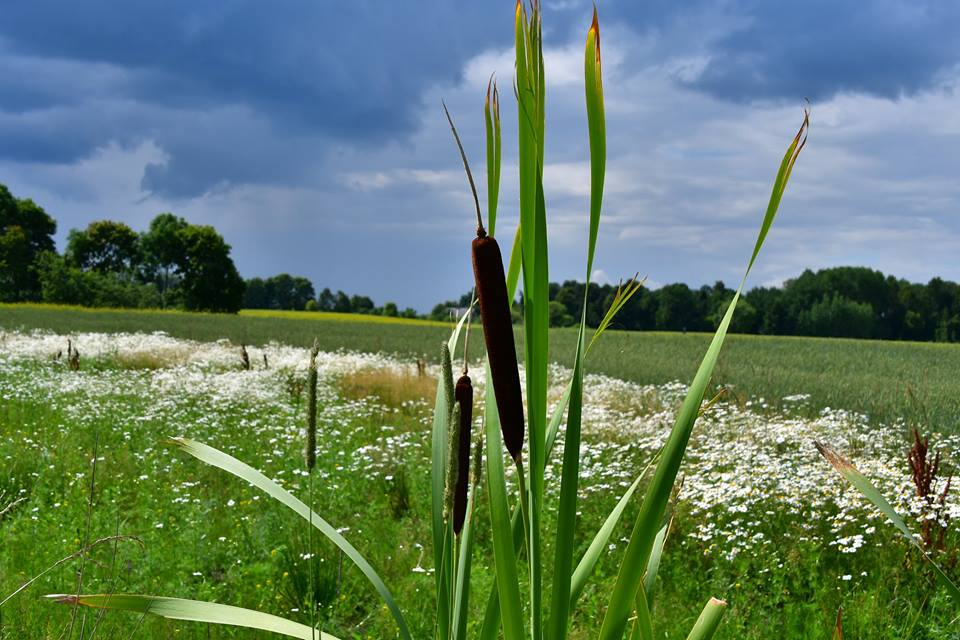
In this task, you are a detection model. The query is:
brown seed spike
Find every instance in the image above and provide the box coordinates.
[453,374,473,535]
[473,235,525,460]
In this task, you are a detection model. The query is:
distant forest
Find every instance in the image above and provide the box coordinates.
[431,267,960,343]
[3,182,959,342]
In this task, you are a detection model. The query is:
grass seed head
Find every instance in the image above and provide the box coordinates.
[305,341,320,471]
[444,403,461,522]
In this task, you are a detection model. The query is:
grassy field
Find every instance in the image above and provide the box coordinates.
[2,303,959,434]
[1,331,959,639]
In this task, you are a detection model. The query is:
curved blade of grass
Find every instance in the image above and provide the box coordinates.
[598,109,809,640]
[815,442,960,605]
[167,438,412,640]
[685,598,727,640]
[484,360,525,640]
[432,309,472,639]
[548,12,605,637]
[46,594,340,640]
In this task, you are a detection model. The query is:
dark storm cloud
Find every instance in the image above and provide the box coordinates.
[2,1,959,198]
[674,0,960,101]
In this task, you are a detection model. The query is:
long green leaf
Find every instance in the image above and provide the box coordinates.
[167,438,412,640]
[685,598,727,640]
[484,361,525,640]
[515,4,549,638]
[816,442,960,605]
[46,594,340,640]
[548,12,605,638]
[597,110,809,640]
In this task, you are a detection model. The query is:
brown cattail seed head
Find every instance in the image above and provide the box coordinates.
[472,235,524,460]
[452,374,473,535]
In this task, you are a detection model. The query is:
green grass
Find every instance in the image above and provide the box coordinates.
[3,303,959,434]
[1,343,958,638]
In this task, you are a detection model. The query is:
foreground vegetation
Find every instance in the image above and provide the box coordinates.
[3,303,959,434]
[1,332,958,638]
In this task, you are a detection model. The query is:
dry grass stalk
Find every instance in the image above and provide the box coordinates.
[67,339,80,371]
[908,428,952,550]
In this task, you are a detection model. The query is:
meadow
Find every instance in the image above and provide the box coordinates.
[1,323,959,638]
[3,303,959,433]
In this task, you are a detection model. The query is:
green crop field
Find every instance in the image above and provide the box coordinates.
[3,303,959,433]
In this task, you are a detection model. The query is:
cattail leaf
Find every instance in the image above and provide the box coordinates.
[547,11,608,638]
[598,110,809,640]
[46,594,340,640]
[583,6,605,278]
[166,438,412,640]
[485,77,501,236]
[685,598,727,640]
[483,360,525,640]
[815,442,960,605]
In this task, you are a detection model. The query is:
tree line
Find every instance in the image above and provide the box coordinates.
[243,274,418,318]
[429,266,960,343]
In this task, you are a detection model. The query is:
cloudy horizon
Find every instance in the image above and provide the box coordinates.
[2,1,959,311]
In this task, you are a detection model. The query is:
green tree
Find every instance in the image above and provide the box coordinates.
[140,213,189,307]
[333,290,352,313]
[264,273,315,310]
[382,301,399,317]
[0,185,57,301]
[66,220,141,273]
[350,294,374,314]
[317,288,335,311]
[244,277,270,308]
[549,300,575,327]
[797,294,875,338]
[178,225,245,312]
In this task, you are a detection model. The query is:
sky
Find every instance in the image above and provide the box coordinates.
[2,1,959,311]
